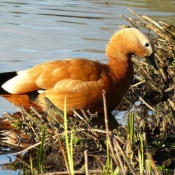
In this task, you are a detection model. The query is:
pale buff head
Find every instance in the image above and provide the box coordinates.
[106,28,154,60]
[106,28,158,69]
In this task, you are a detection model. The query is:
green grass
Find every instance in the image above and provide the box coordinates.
[29,155,34,175]
[37,127,46,174]
[64,97,74,175]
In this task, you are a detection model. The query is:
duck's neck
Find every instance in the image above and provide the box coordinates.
[108,55,134,84]
[106,31,135,83]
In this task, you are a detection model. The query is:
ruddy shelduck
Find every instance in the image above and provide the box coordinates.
[0,28,157,125]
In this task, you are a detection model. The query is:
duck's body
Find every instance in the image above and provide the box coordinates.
[1,58,133,115]
[0,28,156,118]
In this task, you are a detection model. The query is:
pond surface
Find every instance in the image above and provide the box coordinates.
[0,0,174,173]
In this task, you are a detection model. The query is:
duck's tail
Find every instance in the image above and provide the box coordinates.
[0,71,17,94]
[0,71,43,112]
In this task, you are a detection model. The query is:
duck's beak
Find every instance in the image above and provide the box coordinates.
[145,53,158,70]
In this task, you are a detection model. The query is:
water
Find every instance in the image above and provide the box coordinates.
[0,0,174,173]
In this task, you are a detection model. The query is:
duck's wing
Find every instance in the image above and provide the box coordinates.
[2,59,107,94]
[36,75,111,114]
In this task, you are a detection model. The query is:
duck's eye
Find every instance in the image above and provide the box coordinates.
[145,43,149,47]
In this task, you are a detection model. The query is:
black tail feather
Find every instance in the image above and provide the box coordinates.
[0,72,17,94]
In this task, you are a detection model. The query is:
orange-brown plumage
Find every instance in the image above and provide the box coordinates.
[0,28,157,118]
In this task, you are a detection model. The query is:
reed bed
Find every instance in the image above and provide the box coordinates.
[0,9,175,174]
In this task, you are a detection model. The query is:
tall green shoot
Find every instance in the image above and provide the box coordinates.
[30,155,34,175]
[138,134,144,175]
[64,96,74,175]
[127,112,134,145]
[37,127,46,173]
[145,159,152,175]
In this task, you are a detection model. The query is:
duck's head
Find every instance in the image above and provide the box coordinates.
[106,28,158,70]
